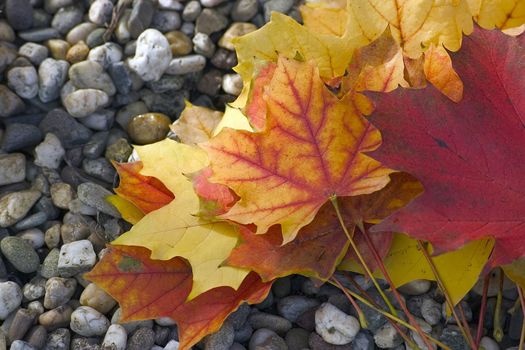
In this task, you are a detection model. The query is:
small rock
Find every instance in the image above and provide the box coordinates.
[249,328,287,350]
[38,58,69,103]
[263,0,294,22]
[23,277,47,301]
[105,138,133,162]
[196,9,228,35]
[197,69,222,96]
[398,280,431,296]
[77,182,121,217]
[70,306,110,337]
[164,339,180,350]
[277,296,320,323]
[39,108,93,149]
[127,113,172,145]
[34,133,65,169]
[249,312,292,335]
[25,325,48,349]
[211,48,237,70]
[111,307,153,334]
[102,324,127,350]
[50,182,75,209]
[0,85,25,117]
[69,61,116,96]
[128,0,156,39]
[204,322,234,350]
[438,326,469,350]
[86,27,108,48]
[373,323,403,349]
[7,66,39,99]
[222,73,243,96]
[420,298,441,326]
[44,277,77,309]
[0,20,16,42]
[10,340,37,350]
[41,248,60,278]
[129,29,172,82]
[57,239,97,277]
[0,281,23,320]
[166,55,207,75]
[0,154,26,185]
[315,303,360,345]
[5,0,33,31]
[44,327,71,349]
[128,327,155,350]
[16,228,45,248]
[152,11,182,32]
[1,235,41,273]
[46,39,70,60]
[51,5,83,34]
[80,110,115,131]
[108,61,134,95]
[88,43,123,69]
[284,328,310,350]
[63,89,109,118]
[67,22,97,44]
[0,189,42,227]
[80,283,117,314]
[89,0,114,26]
[442,301,472,323]
[183,1,202,21]
[219,22,257,51]
[479,337,499,350]
[19,28,60,42]
[39,305,73,331]
[232,0,258,21]
[8,308,35,343]
[193,32,216,58]
[66,40,90,63]
[165,31,193,56]
[19,43,49,65]
[2,123,43,152]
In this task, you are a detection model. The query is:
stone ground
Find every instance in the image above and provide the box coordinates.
[0,0,523,349]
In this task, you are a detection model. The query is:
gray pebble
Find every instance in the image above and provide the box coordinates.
[44,277,77,309]
[1,123,43,152]
[51,5,84,34]
[86,27,107,48]
[87,42,123,69]
[152,11,182,32]
[0,281,23,320]
[45,0,75,14]
[63,89,109,118]
[69,60,116,96]
[108,62,134,95]
[0,20,16,42]
[277,296,320,323]
[34,133,65,169]
[249,328,287,350]
[263,0,294,22]
[38,58,69,103]
[197,69,222,96]
[14,213,48,231]
[19,28,60,42]
[232,0,258,21]
[7,66,39,99]
[128,0,156,39]
[0,153,26,185]
[39,109,93,149]
[183,1,202,21]
[25,325,48,349]
[5,0,34,31]
[439,326,469,350]
[195,9,228,35]
[0,85,25,117]
[1,236,40,273]
[373,323,403,349]
[89,0,114,26]
[10,340,37,350]
[249,312,292,335]
[128,327,155,350]
[77,182,120,217]
[82,157,116,183]
[398,280,431,296]
[8,308,35,343]
[79,109,115,131]
[83,132,109,159]
[33,9,53,29]
[284,328,310,350]
[0,46,17,74]
[23,277,47,301]
[166,55,206,75]
[44,328,71,349]
[41,248,60,278]
[420,298,441,326]
[204,322,234,350]
[67,22,98,44]
[70,306,109,337]
[0,190,41,227]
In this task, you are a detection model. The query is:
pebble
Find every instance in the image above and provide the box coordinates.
[7,66,39,99]
[0,46,17,74]
[398,280,431,296]
[57,239,97,277]
[88,42,123,69]
[10,340,37,350]
[219,22,257,50]
[128,327,156,350]
[232,0,258,21]
[0,85,25,117]
[63,89,110,118]
[201,0,228,7]
[0,20,16,42]
[79,283,117,314]
[0,281,23,320]
[222,73,243,96]
[23,277,47,301]
[25,325,48,349]
[193,32,216,58]
[127,113,172,145]
[70,306,110,337]
[166,54,207,75]
[0,189,41,227]
[374,323,403,349]
[8,308,36,343]
[1,123,43,152]
[77,182,121,217]
[249,312,292,335]
[66,40,90,63]
[277,296,320,323]
[164,340,180,350]
[315,303,360,345]
[0,154,26,185]
[152,11,182,32]
[44,277,77,309]
[196,9,229,35]
[439,326,469,350]
[34,133,65,169]
[66,22,98,44]
[86,27,107,48]
[38,58,69,103]
[263,0,294,22]
[80,109,115,131]
[5,0,34,31]
[284,328,310,350]
[51,5,84,34]
[1,236,40,273]
[39,109,93,149]
[19,43,49,65]
[420,298,441,326]
[46,39,70,60]
[129,29,173,82]
[39,305,73,330]
[102,324,127,350]
[89,0,114,26]
[197,69,223,96]
[44,327,71,349]
[249,328,287,350]
[183,1,202,21]
[19,28,60,42]
[165,31,193,56]
[50,182,74,209]
[69,60,116,96]
[17,228,45,248]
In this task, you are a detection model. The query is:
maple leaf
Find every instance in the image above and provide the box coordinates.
[84,245,192,321]
[340,234,495,305]
[204,57,393,243]
[369,27,525,267]
[502,258,525,290]
[106,195,144,224]
[174,272,272,350]
[243,62,277,131]
[112,139,249,298]
[113,161,174,214]
[423,44,463,102]
[300,0,348,37]
[468,0,525,32]
[191,167,238,218]
[171,101,223,145]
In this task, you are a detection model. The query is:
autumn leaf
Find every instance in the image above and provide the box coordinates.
[106,195,144,224]
[85,245,192,321]
[423,44,463,102]
[171,101,223,145]
[369,27,525,267]
[502,259,525,289]
[243,62,277,131]
[300,0,347,37]
[112,140,249,298]
[340,234,494,305]
[204,57,393,243]
[191,167,238,217]
[174,272,272,350]
[212,104,254,136]
[468,0,525,31]
[113,161,174,214]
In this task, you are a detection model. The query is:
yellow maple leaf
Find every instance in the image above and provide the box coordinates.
[171,101,224,145]
[340,233,494,305]
[112,139,249,298]
[502,258,525,289]
[468,0,525,32]
[106,195,144,225]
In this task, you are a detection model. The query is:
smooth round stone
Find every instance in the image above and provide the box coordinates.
[16,228,45,249]
[82,157,116,183]
[115,10,132,44]
[201,0,228,8]
[285,328,310,350]
[45,0,75,14]
[51,5,84,34]
[80,283,117,314]
[44,277,77,309]
[83,131,109,159]
[86,28,107,48]
[249,312,292,335]
[180,22,195,37]
[277,296,320,323]
[87,42,123,69]
[7,66,39,99]
[18,28,60,42]
[128,0,156,39]
[374,323,403,349]
[398,279,431,296]
[315,303,359,345]
[128,29,172,82]
[69,61,116,95]
[420,298,441,326]
[102,324,127,350]
[89,0,114,26]
[34,133,65,169]
[127,113,171,145]
[0,20,16,42]
[0,190,41,228]
[219,22,257,51]
[105,138,133,162]
[70,306,109,337]
[5,0,33,31]
[45,39,70,60]
[0,154,26,185]
[108,61,134,95]
[0,46,17,74]
[25,325,47,349]
[152,11,182,32]
[0,85,25,117]
[182,1,202,21]
[192,32,215,58]
[39,108,93,149]
[23,277,46,301]
[66,40,90,63]
[166,54,206,75]
[33,9,53,29]
[63,89,109,118]
[204,322,234,350]
[50,182,74,209]
[77,182,120,217]
[0,282,22,320]
[222,73,243,96]
[66,22,98,44]
[0,236,40,273]
[80,109,115,131]
[44,223,61,249]
[197,69,222,96]
[41,248,60,278]
[38,58,69,103]
[39,304,73,330]
[19,43,49,65]
[249,329,287,350]
[232,0,258,21]
[479,337,499,350]
[165,30,193,56]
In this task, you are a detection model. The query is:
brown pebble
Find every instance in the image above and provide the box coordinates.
[8,309,35,344]
[46,39,70,60]
[38,304,73,331]
[165,31,193,56]
[127,113,171,145]
[25,325,47,349]
[66,40,90,64]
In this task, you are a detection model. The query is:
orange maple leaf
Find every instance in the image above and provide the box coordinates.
[204,57,393,243]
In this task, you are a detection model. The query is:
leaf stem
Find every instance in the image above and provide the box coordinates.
[517,285,525,350]
[475,273,490,347]
[416,240,477,349]
[358,223,435,350]
[330,276,369,328]
[330,196,397,317]
[493,268,504,342]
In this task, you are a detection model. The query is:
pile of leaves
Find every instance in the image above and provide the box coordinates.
[86,1,525,349]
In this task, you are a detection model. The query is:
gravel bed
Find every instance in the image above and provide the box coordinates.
[0,0,523,349]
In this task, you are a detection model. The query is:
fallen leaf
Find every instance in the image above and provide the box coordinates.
[244,62,277,131]
[113,161,174,214]
[191,167,238,217]
[112,140,249,298]
[204,57,393,243]
[300,0,348,36]
[85,245,192,321]
[175,272,272,350]
[502,259,525,289]
[212,104,254,137]
[106,195,144,224]
[369,28,525,267]
[423,44,464,102]
[468,0,525,31]
[171,101,223,145]
[340,233,495,305]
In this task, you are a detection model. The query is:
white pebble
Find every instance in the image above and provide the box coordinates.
[315,303,360,345]
[17,228,45,249]
[166,55,206,75]
[164,340,180,350]
[57,239,97,277]
[34,133,65,169]
[128,29,172,82]
[0,281,22,320]
[398,279,431,296]
[89,0,114,25]
[480,337,500,350]
[222,73,243,96]
[7,66,39,99]
[102,324,127,350]
[63,88,109,118]
[70,306,110,337]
